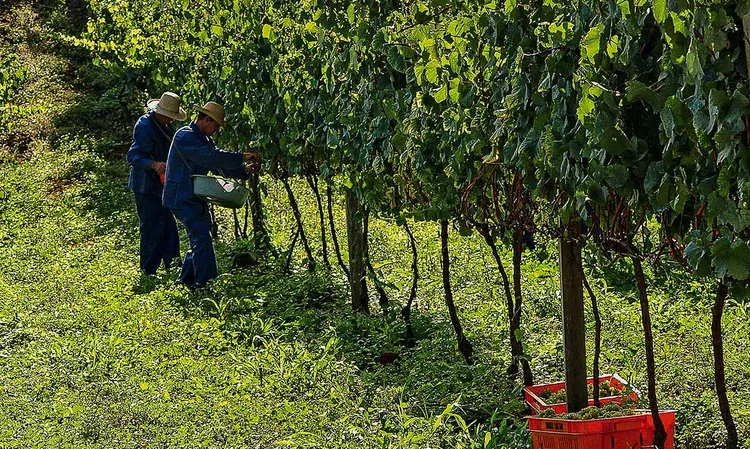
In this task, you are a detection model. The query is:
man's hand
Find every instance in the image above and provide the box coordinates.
[244,162,260,174]
[150,161,166,174]
[243,152,261,164]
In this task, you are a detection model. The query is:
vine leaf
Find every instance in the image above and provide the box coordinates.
[671,179,690,213]
[625,80,662,110]
[617,0,631,16]
[606,35,621,58]
[262,24,274,40]
[653,0,668,23]
[434,84,448,103]
[577,93,595,124]
[448,18,473,37]
[449,78,460,103]
[372,29,386,53]
[602,127,632,156]
[425,60,440,84]
[582,23,604,62]
[684,241,705,270]
[686,39,704,82]
[727,90,749,122]
[414,63,425,86]
[712,238,750,280]
[388,46,407,73]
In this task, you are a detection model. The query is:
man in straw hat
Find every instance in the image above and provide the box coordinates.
[163,101,260,288]
[127,92,187,275]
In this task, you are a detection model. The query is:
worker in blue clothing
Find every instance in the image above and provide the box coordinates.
[163,101,260,288]
[127,92,187,275]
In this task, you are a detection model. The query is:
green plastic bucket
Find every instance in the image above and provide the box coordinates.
[192,175,249,209]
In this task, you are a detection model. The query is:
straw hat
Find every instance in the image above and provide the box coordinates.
[147,92,187,121]
[194,101,226,128]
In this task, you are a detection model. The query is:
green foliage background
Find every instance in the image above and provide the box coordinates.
[1,1,750,448]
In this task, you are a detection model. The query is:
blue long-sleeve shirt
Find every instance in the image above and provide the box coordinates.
[162,122,248,209]
[127,111,174,196]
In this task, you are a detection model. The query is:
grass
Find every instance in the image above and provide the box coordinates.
[1,2,749,448]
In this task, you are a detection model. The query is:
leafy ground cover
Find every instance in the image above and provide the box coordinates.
[0,2,749,448]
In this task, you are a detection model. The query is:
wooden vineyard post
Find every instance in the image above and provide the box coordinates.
[345,187,369,313]
[248,173,271,253]
[559,236,587,412]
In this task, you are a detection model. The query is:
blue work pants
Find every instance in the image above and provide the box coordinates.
[170,200,218,287]
[134,193,180,274]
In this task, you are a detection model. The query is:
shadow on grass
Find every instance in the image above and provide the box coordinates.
[7,0,88,34]
[159,260,527,424]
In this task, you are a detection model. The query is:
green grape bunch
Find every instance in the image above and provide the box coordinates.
[538,403,636,421]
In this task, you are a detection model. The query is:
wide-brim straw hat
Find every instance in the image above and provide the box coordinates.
[194,101,226,128]
[147,92,187,121]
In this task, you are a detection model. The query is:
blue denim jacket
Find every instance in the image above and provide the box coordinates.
[162,122,248,209]
[127,111,174,197]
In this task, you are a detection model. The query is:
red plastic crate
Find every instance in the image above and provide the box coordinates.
[524,374,639,414]
[528,410,675,449]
